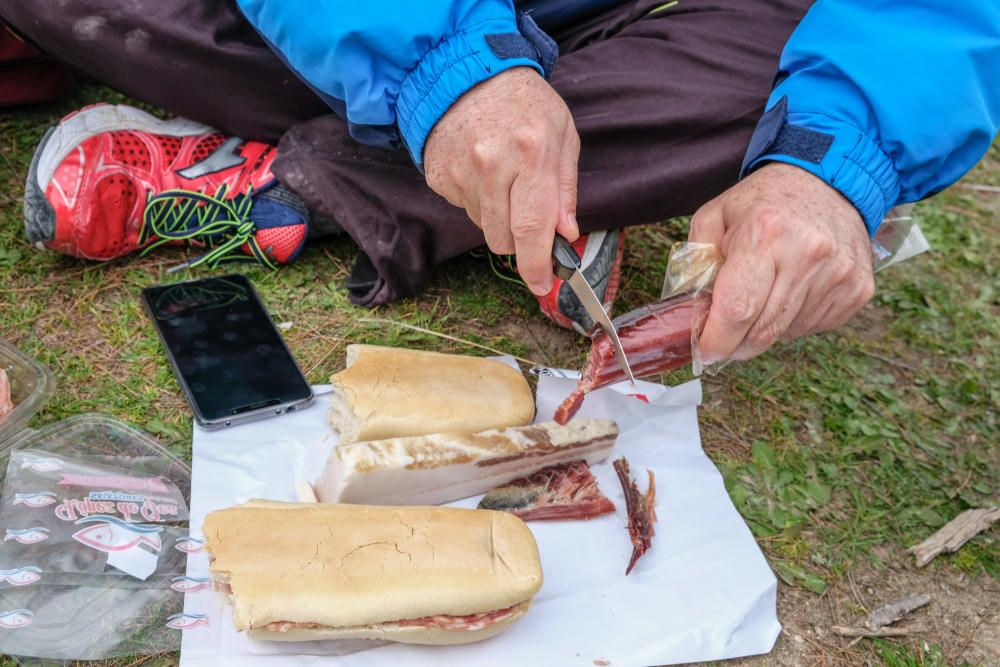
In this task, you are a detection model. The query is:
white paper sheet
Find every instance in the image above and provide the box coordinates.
[179,369,780,667]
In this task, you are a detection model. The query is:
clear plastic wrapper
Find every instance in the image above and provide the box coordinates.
[0,414,191,661]
[870,204,930,272]
[0,339,55,448]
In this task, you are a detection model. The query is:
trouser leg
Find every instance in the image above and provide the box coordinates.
[0,0,327,141]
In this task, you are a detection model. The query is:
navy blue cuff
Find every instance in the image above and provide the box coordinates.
[741,96,901,236]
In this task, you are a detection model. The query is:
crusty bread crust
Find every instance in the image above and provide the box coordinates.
[328,345,535,443]
[248,602,530,645]
[203,501,542,633]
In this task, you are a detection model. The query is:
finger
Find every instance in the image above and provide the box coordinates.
[555,122,581,241]
[477,175,516,255]
[509,160,561,296]
[688,196,726,246]
[697,238,776,363]
[731,268,810,360]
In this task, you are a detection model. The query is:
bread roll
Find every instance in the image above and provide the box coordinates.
[328,345,535,443]
[203,501,543,645]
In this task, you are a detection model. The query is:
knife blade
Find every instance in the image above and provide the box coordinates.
[552,236,636,387]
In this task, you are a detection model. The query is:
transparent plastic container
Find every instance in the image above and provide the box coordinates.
[0,339,55,449]
[0,339,191,662]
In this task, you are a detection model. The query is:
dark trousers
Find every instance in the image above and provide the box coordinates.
[1,0,812,305]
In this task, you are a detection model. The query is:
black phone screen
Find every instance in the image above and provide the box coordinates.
[141,275,312,423]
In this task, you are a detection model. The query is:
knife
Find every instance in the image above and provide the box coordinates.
[552,235,636,388]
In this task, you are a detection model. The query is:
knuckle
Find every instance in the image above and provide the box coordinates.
[717,292,758,327]
[754,207,787,240]
[857,273,876,303]
[509,216,547,239]
[803,234,835,262]
[830,258,854,284]
[747,319,782,351]
[514,126,547,159]
[471,141,498,172]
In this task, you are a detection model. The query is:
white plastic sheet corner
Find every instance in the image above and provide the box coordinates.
[179,368,780,667]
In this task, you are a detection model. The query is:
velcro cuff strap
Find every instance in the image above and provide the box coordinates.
[740,96,834,178]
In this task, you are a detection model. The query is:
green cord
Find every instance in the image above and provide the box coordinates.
[138,185,277,272]
[487,252,528,288]
[648,0,679,16]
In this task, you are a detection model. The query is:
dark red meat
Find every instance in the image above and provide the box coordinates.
[478,460,615,521]
[612,456,657,575]
[555,292,712,423]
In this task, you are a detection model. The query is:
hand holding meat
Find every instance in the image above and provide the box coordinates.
[424,67,581,296]
[689,163,875,362]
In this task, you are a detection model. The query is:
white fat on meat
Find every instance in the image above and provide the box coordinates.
[315,419,618,506]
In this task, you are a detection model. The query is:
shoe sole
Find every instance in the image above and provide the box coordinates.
[24,104,212,246]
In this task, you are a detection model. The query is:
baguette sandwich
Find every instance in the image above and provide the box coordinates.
[316,419,619,506]
[328,345,535,443]
[202,500,543,645]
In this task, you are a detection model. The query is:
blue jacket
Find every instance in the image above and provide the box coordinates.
[236,0,1000,235]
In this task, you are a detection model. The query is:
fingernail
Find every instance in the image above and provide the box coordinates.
[531,277,553,296]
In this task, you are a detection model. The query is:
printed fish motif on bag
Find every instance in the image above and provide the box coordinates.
[0,609,33,629]
[3,527,50,545]
[12,492,57,508]
[20,457,64,473]
[166,612,209,630]
[71,514,163,553]
[0,567,41,586]
[170,576,211,593]
[174,536,204,553]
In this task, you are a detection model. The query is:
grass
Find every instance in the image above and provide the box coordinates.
[1,85,998,666]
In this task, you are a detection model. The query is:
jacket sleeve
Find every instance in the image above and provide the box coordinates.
[235,1,556,167]
[741,1,1000,235]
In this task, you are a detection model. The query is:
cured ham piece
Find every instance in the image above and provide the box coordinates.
[316,420,618,506]
[477,460,615,521]
[613,457,657,575]
[554,292,712,424]
[0,369,12,419]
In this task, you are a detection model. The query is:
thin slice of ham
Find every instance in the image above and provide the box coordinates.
[261,604,522,634]
[0,369,13,419]
[478,460,615,521]
[555,292,712,424]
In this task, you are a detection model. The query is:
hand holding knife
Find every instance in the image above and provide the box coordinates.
[552,235,636,387]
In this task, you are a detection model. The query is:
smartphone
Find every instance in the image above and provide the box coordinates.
[141,274,314,430]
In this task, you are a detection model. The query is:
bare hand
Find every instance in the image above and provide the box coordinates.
[689,163,876,362]
[424,67,581,295]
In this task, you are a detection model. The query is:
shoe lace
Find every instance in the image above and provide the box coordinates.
[138,185,277,273]
[486,251,526,288]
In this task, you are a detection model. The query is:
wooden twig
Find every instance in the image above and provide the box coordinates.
[907,508,1000,567]
[867,593,931,630]
[955,182,1000,193]
[832,625,926,638]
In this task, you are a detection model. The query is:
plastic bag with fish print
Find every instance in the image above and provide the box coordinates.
[0,415,191,661]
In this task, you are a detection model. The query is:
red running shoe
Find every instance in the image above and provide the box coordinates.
[494,230,624,335]
[24,104,307,269]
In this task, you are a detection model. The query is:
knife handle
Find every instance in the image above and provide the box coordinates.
[552,235,581,281]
